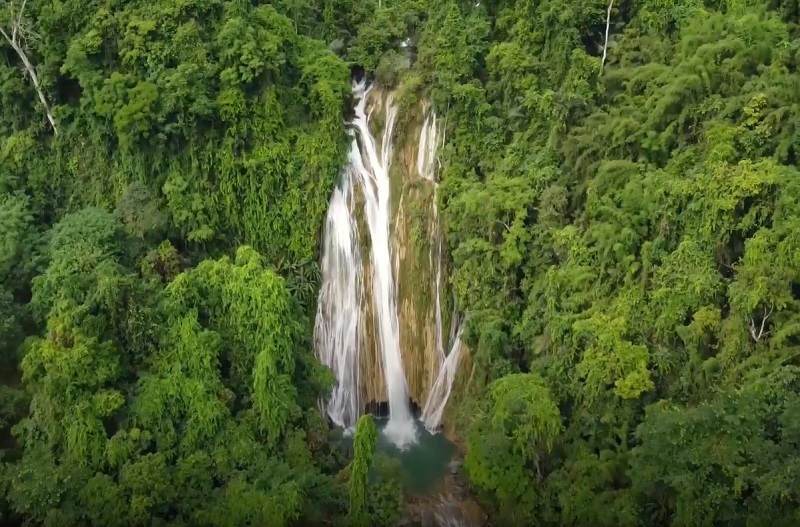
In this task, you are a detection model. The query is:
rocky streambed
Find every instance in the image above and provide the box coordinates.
[402,458,487,527]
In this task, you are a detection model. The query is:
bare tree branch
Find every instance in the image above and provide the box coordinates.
[600,0,613,75]
[17,0,27,29]
[749,305,774,342]
[10,0,18,41]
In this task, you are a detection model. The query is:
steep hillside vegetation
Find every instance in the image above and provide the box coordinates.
[3,0,800,526]
[410,1,800,525]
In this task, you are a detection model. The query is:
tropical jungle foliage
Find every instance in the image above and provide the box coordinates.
[3,0,800,525]
[0,0,402,525]
[411,0,800,526]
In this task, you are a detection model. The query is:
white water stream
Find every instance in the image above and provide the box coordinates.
[417,107,445,368]
[314,169,363,429]
[415,107,462,431]
[421,325,464,430]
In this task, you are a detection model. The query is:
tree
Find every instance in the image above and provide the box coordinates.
[465,373,561,525]
[631,368,800,526]
[348,414,377,527]
[29,207,136,348]
[0,192,33,284]
[6,319,124,524]
[114,182,167,240]
[5,244,343,526]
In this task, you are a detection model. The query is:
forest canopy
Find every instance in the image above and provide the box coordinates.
[3,0,800,526]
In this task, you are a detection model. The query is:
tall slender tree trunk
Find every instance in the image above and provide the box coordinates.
[600,0,613,74]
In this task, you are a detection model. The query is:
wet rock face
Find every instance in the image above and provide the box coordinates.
[449,460,461,475]
[355,89,452,413]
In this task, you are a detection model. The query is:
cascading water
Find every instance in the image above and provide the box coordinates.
[421,325,464,431]
[417,106,445,369]
[317,79,466,451]
[314,169,363,430]
[316,80,416,448]
[417,107,440,185]
[416,105,465,432]
[354,82,417,447]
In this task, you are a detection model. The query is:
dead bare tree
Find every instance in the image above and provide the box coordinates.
[749,304,774,342]
[0,0,58,135]
[496,220,511,232]
[600,0,613,75]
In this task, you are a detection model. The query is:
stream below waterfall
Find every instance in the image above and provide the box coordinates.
[339,418,486,527]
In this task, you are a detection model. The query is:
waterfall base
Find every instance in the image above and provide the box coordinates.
[361,399,422,450]
[364,398,423,418]
[341,417,455,493]
[339,417,486,527]
[384,416,419,451]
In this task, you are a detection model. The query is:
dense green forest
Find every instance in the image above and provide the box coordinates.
[3,0,800,525]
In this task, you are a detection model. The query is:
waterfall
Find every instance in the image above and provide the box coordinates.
[417,106,445,370]
[316,80,416,448]
[316,80,464,445]
[417,106,466,432]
